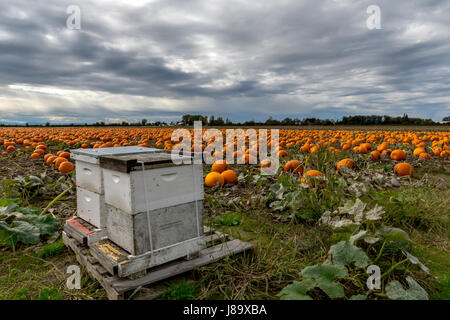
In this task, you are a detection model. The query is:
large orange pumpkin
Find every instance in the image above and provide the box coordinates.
[284,160,304,175]
[394,163,413,176]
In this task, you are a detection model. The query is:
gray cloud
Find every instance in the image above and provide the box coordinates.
[0,0,449,124]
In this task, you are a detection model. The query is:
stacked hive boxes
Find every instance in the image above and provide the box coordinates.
[99,152,205,259]
[71,147,164,229]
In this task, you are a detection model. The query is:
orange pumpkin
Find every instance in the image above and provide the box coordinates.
[211,160,230,173]
[394,163,413,176]
[205,172,224,187]
[390,149,406,161]
[58,161,74,174]
[337,158,354,171]
[284,160,304,175]
[221,169,238,184]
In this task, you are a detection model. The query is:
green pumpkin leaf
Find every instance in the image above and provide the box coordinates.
[25,214,58,235]
[326,241,369,268]
[277,279,315,300]
[386,277,429,300]
[301,264,347,299]
[0,220,40,244]
[377,226,410,242]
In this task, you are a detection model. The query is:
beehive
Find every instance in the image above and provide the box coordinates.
[99,152,204,257]
[71,146,164,228]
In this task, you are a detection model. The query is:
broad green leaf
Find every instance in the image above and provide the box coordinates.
[301,264,347,299]
[364,204,384,221]
[277,279,315,300]
[25,214,58,235]
[16,207,40,215]
[0,220,40,244]
[339,199,366,216]
[377,226,411,242]
[270,183,284,200]
[326,241,369,268]
[316,280,345,299]
[386,277,429,300]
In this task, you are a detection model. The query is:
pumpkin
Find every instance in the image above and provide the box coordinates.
[413,147,425,157]
[204,172,224,187]
[211,160,230,173]
[370,150,380,160]
[46,155,57,165]
[394,163,413,176]
[277,150,288,158]
[284,160,304,175]
[337,158,354,171]
[300,170,324,186]
[221,170,238,184]
[390,149,406,161]
[418,153,430,160]
[30,153,40,159]
[58,161,75,174]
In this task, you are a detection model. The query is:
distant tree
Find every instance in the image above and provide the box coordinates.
[265,117,280,125]
[45,122,50,127]
[141,118,148,126]
[181,114,208,125]
[443,116,450,122]
[215,117,225,125]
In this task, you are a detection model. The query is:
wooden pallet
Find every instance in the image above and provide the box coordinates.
[64,217,107,246]
[62,226,253,300]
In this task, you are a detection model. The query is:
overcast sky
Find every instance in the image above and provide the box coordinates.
[0,0,449,124]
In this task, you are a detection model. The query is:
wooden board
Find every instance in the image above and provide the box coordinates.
[63,227,253,300]
[99,152,192,173]
[109,239,254,295]
[63,231,122,300]
[64,217,107,246]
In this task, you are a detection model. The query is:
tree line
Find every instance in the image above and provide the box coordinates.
[1,114,448,127]
[179,113,443,126]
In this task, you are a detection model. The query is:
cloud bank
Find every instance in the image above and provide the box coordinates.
[0,0,449,123]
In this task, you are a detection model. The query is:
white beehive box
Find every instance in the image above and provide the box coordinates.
[102,163,203,214]
[99,152,204,257]
[76,188,106,228]
[71,146,164,194]
[70,146,164,228]
[106,201,203,255]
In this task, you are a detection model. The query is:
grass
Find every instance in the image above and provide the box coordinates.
[0,143,449,300]
[0,244,106,300]
[161,281,199,300]
[214,212,242,226]
[196,147,449,300]
[37,238,65,258]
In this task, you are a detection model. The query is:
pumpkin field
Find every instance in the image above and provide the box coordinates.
[0,126,449,300]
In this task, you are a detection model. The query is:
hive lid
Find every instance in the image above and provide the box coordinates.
[99,152,193,173]
[71,146,162,158]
